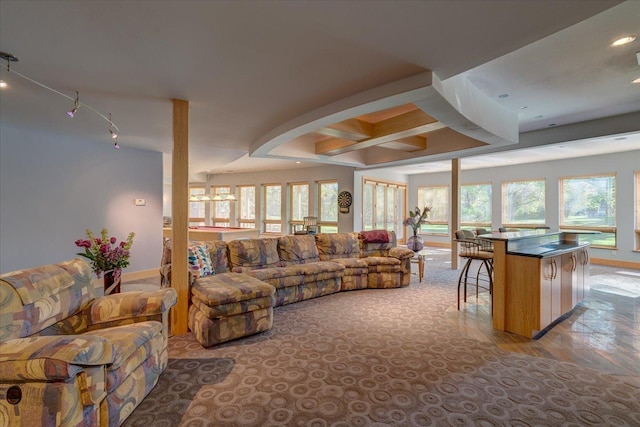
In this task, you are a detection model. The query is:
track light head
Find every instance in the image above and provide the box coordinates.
[67,91,79,118]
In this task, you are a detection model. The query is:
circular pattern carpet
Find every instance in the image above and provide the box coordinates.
[125,259,640,426]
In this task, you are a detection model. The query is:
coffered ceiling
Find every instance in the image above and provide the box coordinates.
[1,1,638,178]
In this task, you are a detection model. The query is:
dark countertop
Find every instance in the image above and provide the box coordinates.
[507,241,590,258]
[476,229,593,258]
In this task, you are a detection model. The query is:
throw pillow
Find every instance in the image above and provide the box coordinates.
[188,244,214,279]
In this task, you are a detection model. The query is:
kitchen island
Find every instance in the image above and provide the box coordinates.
[479,230,592,338]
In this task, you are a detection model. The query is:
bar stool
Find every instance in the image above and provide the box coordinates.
[454,230,494,310]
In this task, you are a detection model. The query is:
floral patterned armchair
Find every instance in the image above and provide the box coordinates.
[0,258,177,426]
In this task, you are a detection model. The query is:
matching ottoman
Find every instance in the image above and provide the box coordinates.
[188,272,276,348]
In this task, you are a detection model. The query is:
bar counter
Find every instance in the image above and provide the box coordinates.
[479,230,593,338]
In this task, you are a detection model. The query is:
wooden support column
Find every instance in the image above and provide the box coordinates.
[451,158,460,269]
[171,99,189,335]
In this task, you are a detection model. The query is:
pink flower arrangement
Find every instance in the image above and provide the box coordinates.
[75,228,135,277]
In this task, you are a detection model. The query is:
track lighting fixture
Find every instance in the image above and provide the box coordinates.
[67,91,80,117]
[1,51,122,148]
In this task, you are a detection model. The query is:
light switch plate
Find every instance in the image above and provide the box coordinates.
[135,199,146,206]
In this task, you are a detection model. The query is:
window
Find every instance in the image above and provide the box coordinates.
[289,182,309,233]
[560,174,616,248]
[461,183,492,228]
[318,180,338,233]
[417,185,449,235]
[237,185,256,229]
[189,185,205,226]
[636,172,640,250]
[502,179,545,227]
[211,185,231,227]
[263,184,282,233]
[363,178,405,238]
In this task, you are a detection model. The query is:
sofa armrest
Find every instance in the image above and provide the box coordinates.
[0,335,114,381]
[87,288,178,326]
[389,246,415,260]
[159,263,196,288]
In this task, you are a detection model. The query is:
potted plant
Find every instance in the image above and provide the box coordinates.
[403,206,431,251]
[75,228,135,295]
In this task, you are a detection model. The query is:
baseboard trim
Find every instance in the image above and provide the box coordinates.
[591,257,640,270]
[121,268,158,281]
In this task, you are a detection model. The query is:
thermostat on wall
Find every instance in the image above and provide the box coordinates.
[135,199,146,206]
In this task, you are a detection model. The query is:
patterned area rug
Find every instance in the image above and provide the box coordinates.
[125,257,640,426]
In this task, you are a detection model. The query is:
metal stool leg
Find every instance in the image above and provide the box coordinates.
[457,258,473,310]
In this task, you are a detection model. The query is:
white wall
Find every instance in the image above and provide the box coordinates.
[0,126,163,274]
[407,150,640,264]
[207,164,356,233]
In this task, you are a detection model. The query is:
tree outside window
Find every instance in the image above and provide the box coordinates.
[461,183,491,228]
[238,185,256,228]
[417,186,449,235]
[264,184,282,233]
[502,180,545,226]
[318,181,338,233]
[561,174,616,248]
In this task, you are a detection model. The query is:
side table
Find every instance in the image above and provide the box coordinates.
[410,250,425,282]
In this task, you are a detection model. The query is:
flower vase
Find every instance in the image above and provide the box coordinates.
[407,232,424,252]
[103,269,122,295]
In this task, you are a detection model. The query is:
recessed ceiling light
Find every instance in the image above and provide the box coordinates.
[295,161,301,164]
[612,36,636,46]
[0,80,7,88]
[519,106,528,109]
[534,115,544,119]
[548,123,557,127]
[614,137,627,141]
[498,93,508,98]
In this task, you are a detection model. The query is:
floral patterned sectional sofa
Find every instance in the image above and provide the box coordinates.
[0,259,177,426]
[160,230,415,348]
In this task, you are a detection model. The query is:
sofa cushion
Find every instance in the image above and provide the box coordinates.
[228,238,281,271]
[285,261,345,281]
[247,268,305,289]
[315,232,360,260]
[0,259,95,340]
[83,321,163,392]
[188,244,214,279]
[278,235,320,266]
[360,230,397,257]
[363,256,402,273]
[192,273,275,306]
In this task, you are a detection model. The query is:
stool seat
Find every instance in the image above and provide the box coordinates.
[455,230,494,311]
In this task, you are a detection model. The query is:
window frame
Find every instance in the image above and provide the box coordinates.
[289,182,309,234]
[210,185,231,227]
[263,183,283,234]
[237,185,256,229]
[501,178,546,228]
[188,185,206,226]
[362,177,406,238]
[460,182,492,229]
[559,173,617,249]
[417,185,449,236]
[317,180,339,233]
